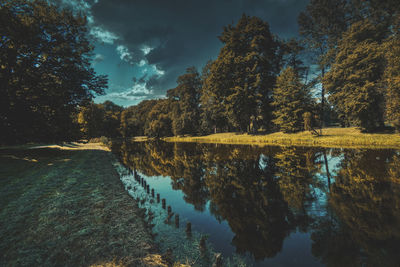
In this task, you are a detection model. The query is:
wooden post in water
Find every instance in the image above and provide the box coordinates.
[213,253,223,267]
[151,188,154,197]
[199,236,206,253]
[167,205,172,214]
[162,199,166,209]
[186,222,191,236]
[174,214,179,228]
[157,193,160,203]
[146,185,150,194]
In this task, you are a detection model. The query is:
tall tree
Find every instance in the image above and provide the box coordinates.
[77,102,105,139]
[382,35,400,132]
[0,0,107,144]
[144,99,175,138]
[167,67,201,136]
[323,21,385,132]
[119,100,157,138]
[201,14,281,133]
[272,67,311,133]
[282,38,307,78]
[298,0,348,130]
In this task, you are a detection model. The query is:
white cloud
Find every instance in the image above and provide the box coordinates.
[102,83,153,101]
[116,45,134,62]
[93,54,104,62]
[141,45,153,55]
[90,26,119,44]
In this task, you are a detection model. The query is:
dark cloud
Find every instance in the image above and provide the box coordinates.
[90,0,309,95]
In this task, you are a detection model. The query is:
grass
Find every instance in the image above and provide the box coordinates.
[164,127,400,149]
[0,143,166,266]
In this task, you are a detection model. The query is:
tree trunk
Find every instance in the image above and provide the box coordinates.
[320,67,325,135]
[323,150,331,192]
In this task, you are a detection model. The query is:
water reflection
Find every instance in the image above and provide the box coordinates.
[111,140,400,266]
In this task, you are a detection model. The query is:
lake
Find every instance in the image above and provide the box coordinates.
[110,140,400,266]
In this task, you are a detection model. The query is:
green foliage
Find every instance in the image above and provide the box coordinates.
[303,112,313,131]
[77,101,123,139]
[201,14,281,133]
[272,67,311,133]
[167,67,201,136]
[144,99,175,138]
[383,37,400,131]
[282,38,307,77]
[0,0,107,144]
[120,100,157,138]
[298,0,348,128]
[323,21,385,132]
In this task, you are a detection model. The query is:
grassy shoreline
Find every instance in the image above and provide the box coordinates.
[164,127,400,149]
[0,143,166,266]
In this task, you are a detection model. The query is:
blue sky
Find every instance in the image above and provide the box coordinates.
[55,0,309,107]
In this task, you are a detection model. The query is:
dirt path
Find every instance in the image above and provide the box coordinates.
[0,146,166,266]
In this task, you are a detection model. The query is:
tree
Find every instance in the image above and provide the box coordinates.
[102,101,123,138]
[382,36,400,131]
[77,102,105,139]
[323,21,385,132]
[272,67,311,133]
[144,99,175,138]
[298,0,348,130]
[119,100,157,138]
[0,0,107,144]
[282,38,307,78]
[201,14,281,133]
[167,67,201,136]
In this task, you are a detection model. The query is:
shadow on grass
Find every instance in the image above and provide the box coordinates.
[0,148,157,266]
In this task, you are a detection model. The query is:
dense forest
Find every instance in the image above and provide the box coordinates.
[1,0,399,144]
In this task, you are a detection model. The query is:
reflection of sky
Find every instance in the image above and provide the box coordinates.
[123,148,345,266]
[137,170,323,266]
[140,173,237,257]
[309,151,344,217]
[262,232,322,267]
[114,141,400,266]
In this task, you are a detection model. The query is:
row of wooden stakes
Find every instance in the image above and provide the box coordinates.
[128,168,223,266]
[129,169,192,235]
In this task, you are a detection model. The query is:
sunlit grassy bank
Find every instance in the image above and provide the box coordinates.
[0,143,165,266]
[164,127,400,149]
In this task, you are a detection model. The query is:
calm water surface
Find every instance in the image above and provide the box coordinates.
[111,140,400,266]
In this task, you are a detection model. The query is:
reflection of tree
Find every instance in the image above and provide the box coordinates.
[203,148,294,259]
[311,219,362,267]
[112,140,400,265]
[313,149,400,266]
[274,147,320,226]
[115,141,210,211]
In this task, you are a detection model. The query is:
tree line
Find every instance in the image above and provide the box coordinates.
[114,0,400,138]
[1,0,400,144]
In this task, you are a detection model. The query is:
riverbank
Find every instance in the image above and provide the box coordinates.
[164,127,400,149]
[0,143,166,266]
